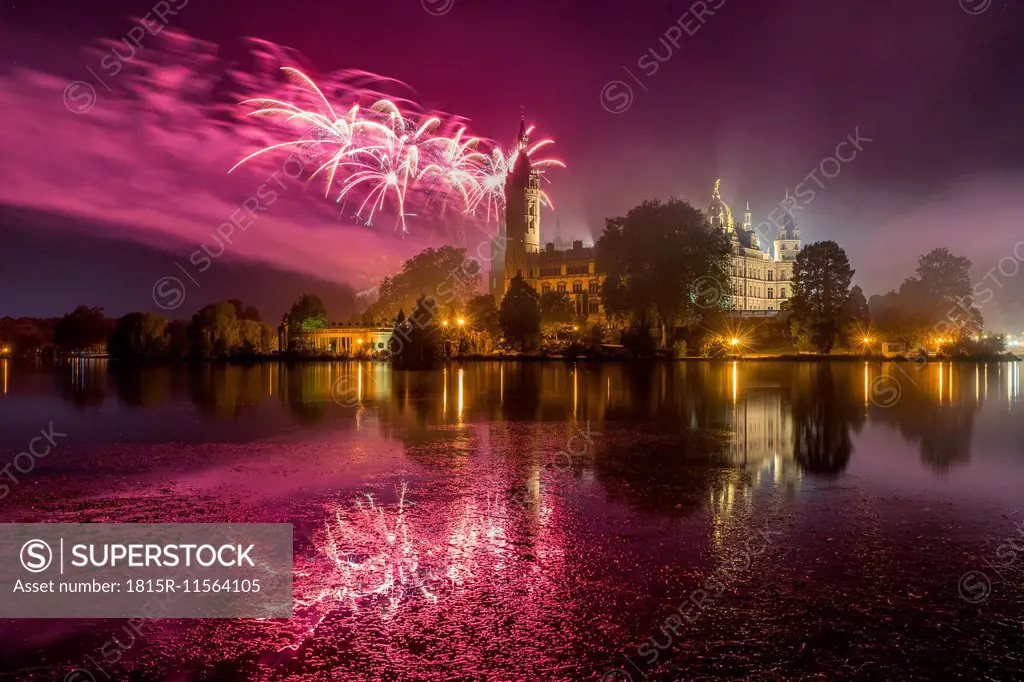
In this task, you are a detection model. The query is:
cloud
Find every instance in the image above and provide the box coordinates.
[0,28,485,295]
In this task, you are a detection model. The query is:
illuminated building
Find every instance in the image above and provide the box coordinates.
[491,120,605,319]
[491,136,802,321]
[279,321,393,354]
[705,179,802,315]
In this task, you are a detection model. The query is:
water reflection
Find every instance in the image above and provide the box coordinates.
[792,364,864,476]
[57,357,109,408]
[12,358,1023,479]
[864,362,989,471]
[2,359,1023,679]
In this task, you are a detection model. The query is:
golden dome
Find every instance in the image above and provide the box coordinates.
[706,179,734,231]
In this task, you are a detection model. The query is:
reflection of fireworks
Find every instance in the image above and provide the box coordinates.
[277,483,514,652]
[231,67,564,233]
[300,483,439,619]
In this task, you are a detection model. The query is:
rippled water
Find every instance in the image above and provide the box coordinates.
[0,358,1023,681]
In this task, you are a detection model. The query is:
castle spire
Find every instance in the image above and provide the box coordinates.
[518,109,528,150]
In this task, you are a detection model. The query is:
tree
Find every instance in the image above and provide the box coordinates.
[0,316,54,355]
[108,313,169,360]
[228,299,262,322]
[499,276,541,350]
[841,284,870,343]
[287,294,328,331]
[166,320,189,358]
[390,299,443,370]
[238,319,276,353]
[467,294,501,337]
[788,241,855,354]
[596,199,732,347]
[367,246,480,321]
[538,291,575,325]
[54,306,111,353]
[871,248,981,346]
[916,248,972,304]
[914,248,980,340]
[188,302,240,357]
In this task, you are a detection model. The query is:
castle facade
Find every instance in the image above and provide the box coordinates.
[490,124,803,319]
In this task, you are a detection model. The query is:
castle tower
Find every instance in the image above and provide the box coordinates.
[503,118,541,292]
[554,212,567,250]
[743,201,752,231]
[773,212,802,261]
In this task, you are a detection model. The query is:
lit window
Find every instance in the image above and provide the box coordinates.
[557,282,567,293]
[573,281,583,293]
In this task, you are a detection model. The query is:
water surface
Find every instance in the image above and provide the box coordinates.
[0,359,1022,681]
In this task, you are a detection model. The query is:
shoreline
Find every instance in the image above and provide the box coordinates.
[7,353,1019,365]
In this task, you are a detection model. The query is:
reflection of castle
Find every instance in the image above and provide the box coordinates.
[728,384,800,484]
[711,366,802,524]
[489,130,803,318]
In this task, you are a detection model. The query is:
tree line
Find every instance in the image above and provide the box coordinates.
[2,300,279,360]
[2,200,997,362]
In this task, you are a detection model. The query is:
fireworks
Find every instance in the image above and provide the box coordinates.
[230,67,564,233]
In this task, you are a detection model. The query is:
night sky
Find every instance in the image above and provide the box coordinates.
[2,0,1023,326]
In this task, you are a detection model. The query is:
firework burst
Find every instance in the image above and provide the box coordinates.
[231,67,564,233]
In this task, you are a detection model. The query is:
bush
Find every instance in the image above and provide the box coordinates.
[621,324,656,358]
[701,337,730,358]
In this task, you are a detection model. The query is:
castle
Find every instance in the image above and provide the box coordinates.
[490,122,803,318]
[489,121,605,319]
[705,179,802,314]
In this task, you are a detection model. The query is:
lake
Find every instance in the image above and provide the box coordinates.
[0,358,1022,680]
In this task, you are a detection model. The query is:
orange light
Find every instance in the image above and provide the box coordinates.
[442,320,449,327]
[730,337,740,346]
[862,336,872,344]
[457,318,465,327]
[357,339,363,345]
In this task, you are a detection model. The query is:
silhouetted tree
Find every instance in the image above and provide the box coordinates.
[871,248,981,346]
[788,241,855,353]
[538,291,575,325]
[366,247,480,321]
[467,295,501,337]
[391,299,443,369]
[499,277,541,350]
[597,199,731,347]
[54,306,111,353]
